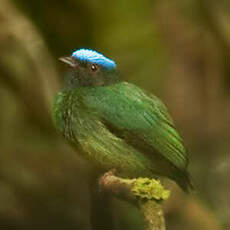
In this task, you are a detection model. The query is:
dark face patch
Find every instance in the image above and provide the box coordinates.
[61,56,119,88]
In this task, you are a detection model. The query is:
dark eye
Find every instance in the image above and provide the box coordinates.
[91,64,98,72]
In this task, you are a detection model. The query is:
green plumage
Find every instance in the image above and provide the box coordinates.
[52,51,192,192]
[53,81,192,191]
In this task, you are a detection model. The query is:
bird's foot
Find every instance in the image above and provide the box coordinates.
[98,169,117,188]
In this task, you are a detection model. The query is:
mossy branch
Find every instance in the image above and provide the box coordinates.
[99,171,170,230]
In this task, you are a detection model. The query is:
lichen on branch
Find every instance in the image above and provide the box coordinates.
[132,178,170,201]
[99,170,170,230]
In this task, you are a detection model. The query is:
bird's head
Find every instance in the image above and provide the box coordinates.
[59,49,119,88]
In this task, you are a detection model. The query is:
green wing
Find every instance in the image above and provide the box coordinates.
[83,82,188,171]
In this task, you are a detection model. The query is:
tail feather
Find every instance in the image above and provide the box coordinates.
[174,170,195,193]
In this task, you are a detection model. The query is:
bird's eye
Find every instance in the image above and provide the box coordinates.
[91,64,98,72]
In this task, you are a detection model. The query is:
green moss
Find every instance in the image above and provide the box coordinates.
[131,178,170,201]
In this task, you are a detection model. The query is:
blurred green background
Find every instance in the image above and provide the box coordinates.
[0,0,229,229]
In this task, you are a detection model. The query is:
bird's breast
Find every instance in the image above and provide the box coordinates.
[53,90,100,148]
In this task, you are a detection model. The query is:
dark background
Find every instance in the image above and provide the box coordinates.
[0,0,229,229]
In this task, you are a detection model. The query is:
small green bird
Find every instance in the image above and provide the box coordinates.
[52,49,193,192]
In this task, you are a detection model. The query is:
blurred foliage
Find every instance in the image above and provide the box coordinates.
[0,0,229,229]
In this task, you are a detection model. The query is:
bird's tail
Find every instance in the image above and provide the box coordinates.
[174,170,195,193]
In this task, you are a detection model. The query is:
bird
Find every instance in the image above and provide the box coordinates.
[52,48,193,192]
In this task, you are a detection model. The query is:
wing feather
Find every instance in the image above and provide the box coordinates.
[83,82,188,170]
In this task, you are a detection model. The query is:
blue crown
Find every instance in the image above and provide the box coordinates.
[71,49,116,69]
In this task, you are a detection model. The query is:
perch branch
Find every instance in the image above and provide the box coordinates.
[99,171,170,230]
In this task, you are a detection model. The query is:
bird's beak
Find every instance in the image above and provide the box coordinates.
[59,56,76,67]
